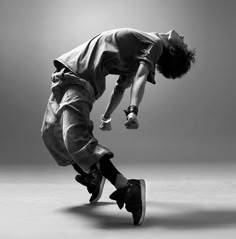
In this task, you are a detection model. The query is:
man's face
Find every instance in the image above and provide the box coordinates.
[167,30,187,51]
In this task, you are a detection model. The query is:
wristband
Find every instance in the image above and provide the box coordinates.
[101,115,111,123]
[124,105,138,117]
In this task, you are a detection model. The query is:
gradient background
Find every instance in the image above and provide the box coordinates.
[0,0,235,167]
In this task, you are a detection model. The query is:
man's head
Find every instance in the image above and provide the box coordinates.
[157,30,196,79]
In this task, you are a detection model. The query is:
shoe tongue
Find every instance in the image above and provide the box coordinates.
[117,201,124,209]
[109,188,127,209]
[75,175,87,186]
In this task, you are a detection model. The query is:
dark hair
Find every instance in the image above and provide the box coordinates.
[157,44,196,79]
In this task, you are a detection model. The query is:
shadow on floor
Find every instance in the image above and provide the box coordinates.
[60,202,135,229]
[148,201,236,229]
[59,201,236,230]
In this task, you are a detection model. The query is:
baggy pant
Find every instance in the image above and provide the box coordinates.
[41,68,112,172]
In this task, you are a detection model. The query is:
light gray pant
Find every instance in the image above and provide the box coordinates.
[41,69,112,172]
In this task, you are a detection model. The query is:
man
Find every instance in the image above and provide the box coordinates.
[41,28,195,225]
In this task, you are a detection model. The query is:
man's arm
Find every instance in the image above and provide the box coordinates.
[99,75,134,131]
[125,63,149,129]
[103,85,125,119]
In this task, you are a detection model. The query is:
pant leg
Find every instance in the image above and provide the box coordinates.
[41,93,74,166]
[60,85,112,172]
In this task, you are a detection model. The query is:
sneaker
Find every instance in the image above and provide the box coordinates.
[109,179,146,225]
[75,165,106,204]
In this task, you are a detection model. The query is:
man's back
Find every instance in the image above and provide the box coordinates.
[54,28,162,99]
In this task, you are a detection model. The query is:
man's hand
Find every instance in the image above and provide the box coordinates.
[125,113,139,129]
[99,116,112,131]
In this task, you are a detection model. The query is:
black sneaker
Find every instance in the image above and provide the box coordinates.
[75,165,106,204]
[109,179,146,225]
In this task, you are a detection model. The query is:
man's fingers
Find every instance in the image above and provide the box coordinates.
[99,122,112,131]
[126,123,139,129]
[125,118,139,129]
[125,119,133,126]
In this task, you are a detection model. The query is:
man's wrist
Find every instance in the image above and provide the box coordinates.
[101,114,111,122]
[124,105,139,117]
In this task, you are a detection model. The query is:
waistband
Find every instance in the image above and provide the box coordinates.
[51,67,96,103]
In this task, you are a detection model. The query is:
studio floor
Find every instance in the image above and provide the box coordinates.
[1,163,236,239]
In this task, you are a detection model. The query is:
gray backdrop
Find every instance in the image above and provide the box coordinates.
[0,0,235,166]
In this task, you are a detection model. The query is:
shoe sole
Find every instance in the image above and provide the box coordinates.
[90,176,106,204]
[137,179,146,225]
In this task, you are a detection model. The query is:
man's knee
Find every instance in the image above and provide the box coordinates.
[63,125,90,155]
[41,122,49,140]
[41,124,54,149]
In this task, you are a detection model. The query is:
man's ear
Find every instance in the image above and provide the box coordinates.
[169,46,176,56]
